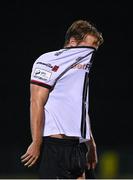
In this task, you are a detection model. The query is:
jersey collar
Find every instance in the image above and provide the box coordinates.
[64,46,96,51]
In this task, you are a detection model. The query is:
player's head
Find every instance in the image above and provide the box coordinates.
[64,20,104,49]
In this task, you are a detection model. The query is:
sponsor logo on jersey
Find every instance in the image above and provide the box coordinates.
[73,63,92,70]
[36,62,59,72]
[33,68,52,81]
[37,62,53,68]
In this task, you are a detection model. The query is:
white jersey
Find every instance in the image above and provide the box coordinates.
[30,46,96,141]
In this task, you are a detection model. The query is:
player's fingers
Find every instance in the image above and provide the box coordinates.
[87,163,90,170]
[28,157,38,168]
[24,156,36,167]
[92,162,96,169]
[21,153,30,159]
[21,155,32,163]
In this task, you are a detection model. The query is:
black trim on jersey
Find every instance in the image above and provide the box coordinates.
[64,46,96,51]
[30,80,52,90]
[81,72,89,138]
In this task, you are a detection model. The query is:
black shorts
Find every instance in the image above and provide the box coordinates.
[38,136,88,179]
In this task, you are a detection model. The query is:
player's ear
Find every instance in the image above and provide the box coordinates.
[69,37,78,46]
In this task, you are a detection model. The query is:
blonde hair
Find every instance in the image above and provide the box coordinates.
[64,20,104,47]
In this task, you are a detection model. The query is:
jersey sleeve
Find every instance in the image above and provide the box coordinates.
[30,55,57,90]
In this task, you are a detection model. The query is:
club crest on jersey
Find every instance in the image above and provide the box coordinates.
[33,68,52,81]
[52,65,59,72]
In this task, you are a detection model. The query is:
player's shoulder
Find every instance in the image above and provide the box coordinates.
[35,48,65,63]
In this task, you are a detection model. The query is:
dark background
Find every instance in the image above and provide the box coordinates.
[0,0,133,178]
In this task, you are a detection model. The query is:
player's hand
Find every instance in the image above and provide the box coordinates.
[21,142,41,168]
[87,139,98,170]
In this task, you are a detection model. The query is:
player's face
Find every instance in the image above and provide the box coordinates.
[78,34,99,49]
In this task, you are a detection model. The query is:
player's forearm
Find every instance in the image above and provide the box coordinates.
[85,130,96,150]
[30,100,44,145]
[90,131,96,145]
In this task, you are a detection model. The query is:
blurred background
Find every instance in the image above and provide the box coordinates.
[0,0,133,178]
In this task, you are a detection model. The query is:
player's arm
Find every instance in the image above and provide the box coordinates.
[30,84,49,144]
[21,84,50,167]
[89,131,98,168]
[85,130,98,169]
